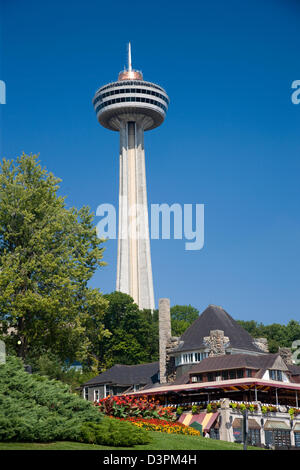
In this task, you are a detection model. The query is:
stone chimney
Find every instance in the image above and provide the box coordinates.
[278,347,294,365]
[159,298,171,384]
[253,337,269,353]
[204,330,229,356]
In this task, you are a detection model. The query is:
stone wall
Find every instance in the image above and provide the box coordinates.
[203,330,229,356]
[278,347,294,365]
[159,298,171,384]
[165,336,184,383]
[253,337,269,353]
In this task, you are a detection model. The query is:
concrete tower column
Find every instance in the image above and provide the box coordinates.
[116,119,155,311]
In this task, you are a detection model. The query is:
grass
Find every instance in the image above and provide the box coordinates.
[0,432,263,450]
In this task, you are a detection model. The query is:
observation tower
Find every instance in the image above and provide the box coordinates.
[92,43,169,310]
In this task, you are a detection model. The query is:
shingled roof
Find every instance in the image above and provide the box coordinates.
[174,304,262,354]
[186,353,287,374]
[172,353,290,384]
[82,362,159,387]
[288,364,300,377]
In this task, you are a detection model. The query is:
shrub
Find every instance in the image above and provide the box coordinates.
[206,401,221,413]
[78,419,151,447]
[0,356,150,446]
[176,406,183,416]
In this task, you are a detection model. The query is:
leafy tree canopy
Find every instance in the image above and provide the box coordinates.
[237,319,300,353]
[99,291,159,369]
[0,153,108,364]
[170,304,199,337]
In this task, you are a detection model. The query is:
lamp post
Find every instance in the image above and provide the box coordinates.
[243,408,249,450]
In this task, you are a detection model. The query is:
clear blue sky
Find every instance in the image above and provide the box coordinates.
[0,0,300,324]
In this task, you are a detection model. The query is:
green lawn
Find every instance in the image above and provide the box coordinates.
[0,432,263,450]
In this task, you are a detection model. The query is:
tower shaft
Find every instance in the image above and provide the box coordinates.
[116,119,155,310]
[93,43,169,311]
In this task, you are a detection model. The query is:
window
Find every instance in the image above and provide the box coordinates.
[269,370,283,381]
[191,374,202,382]
[273,429,291,447]
[277,370,283,381]
[94,389,99,401]
[222,370,228,380]
[265,429,291,448]
[248,428,261,447]
[194,352,208,362]
[95,97,168,114]
[210,427,220,440]
[233,426,242,443]
[237,369,244,379]
[207,372,214,382]
[229,370,236,380]
[269,370,276,380]
[84,387,88,400]
[246,369,252,377]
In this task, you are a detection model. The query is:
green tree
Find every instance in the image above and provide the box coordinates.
[0,153,108,363]
[98,291,159,369]
[170,304,199,336]
[237,319,300,353]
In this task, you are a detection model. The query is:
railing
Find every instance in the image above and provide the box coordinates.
[162,399,300,416]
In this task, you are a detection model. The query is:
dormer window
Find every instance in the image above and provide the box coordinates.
[269,370,283,381]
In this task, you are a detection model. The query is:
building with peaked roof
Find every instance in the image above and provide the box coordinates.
[128,352,300,448]
[82,362,159,402]
[176,304,264,354]
[82,303,271,401]
[81,300,300,447]
[163,304,269,381]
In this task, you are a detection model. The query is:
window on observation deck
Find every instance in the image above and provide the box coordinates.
[95,97,167,114]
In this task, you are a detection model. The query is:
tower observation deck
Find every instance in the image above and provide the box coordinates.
[93,43,169,310]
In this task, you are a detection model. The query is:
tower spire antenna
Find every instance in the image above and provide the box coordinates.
[128,42,132,72]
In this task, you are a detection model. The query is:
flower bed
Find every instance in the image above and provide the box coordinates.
[261,405,278,414]
[95,395,176,421]
[112,417,201,436]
